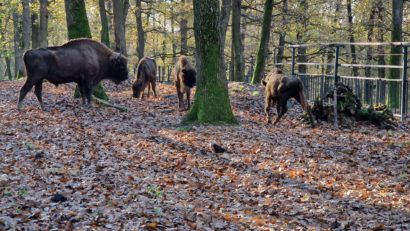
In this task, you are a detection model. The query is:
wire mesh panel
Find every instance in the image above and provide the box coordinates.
[276,42,410,118]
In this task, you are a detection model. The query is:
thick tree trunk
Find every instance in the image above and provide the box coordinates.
[22,0,31,52]
[232,0,244,81]
[135,0,145,59]
[13,12,24,79]
[64,0,108,100]
[31,9,40,48]
[99,0,110,46]
[250,0,273,84]
[113,0,129,55]
[5,57,13,80]
[219,0,232,51]
[39,0,48,48]
[347,0,359,77]
[184,0,237,125]
[387,0,403,108]
[180,0,188,55]
[364,3,377,104]
[170,0,177,64]
[276,0,287,66]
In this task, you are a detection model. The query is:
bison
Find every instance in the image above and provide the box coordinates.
[262,68,314,126]
[132,57,157,99]
[173,56,196,110]
[17,39,129,111]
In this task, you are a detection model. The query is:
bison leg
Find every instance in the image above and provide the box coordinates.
[151,81,157,97]
[177,90,185,111]
[147,83,151,98]
[77,83,87,105]
[273,99,288,125]
[186,89,191,110]
[264,95,272,124]
[18,80,35,111]
[34,80,45,111]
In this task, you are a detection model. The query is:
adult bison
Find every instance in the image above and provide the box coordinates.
[173,56,196,111]
[262,68,314,126]
[17,38,129,111]
[132,57,157,99]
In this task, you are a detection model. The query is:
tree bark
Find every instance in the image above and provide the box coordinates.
[5,57,13,80]
[184,0,237,125]
[13,12,24,79]
[22,0,31,52]
[170,0,177,64]
[219,0,232,51]
[99,0,110,46]
[232,0,244,81]
[64,0,108,101]
[31,8,40,48]
[347,0,359,77]
[387,0,403,108]
[276,0,287,66]
[39,0,49,48]
[180,0,188,55]
[250,0,273,84]
[135,0,145,59]
[113,0,129,55]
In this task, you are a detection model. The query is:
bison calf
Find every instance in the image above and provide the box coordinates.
[132,57,157,99]
[173,56,196,110]
[17,39,129,111]
[262,68,314,126]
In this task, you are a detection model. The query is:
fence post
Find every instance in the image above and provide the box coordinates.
[401,46,408,120]
[333,45,342,128]
[291,47,296,76]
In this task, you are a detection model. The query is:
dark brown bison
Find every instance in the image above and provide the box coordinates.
[17,39,129,111]
[262,68,314,126]
[132,57,157,99]
[173,56,196,110]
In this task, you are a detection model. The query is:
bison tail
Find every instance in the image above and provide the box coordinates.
[298,88,315,127]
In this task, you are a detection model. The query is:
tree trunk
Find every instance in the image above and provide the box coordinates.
[31,9,40,48]
[39,0,49,48]
[99,0,110,46]
[364,3,377,104]
[170,0,177,64]
[276,0,287,66]
[22,0,31,52]
[5,57,13,80]
[64,0,108,100]
[250,0,273,84]
[387,0,403,108]
[347,0,359,77]
[184,0,237,125]
[180,0,188,55]
[232,0,244,81]
[376,0,386,102]
[113,0,129,55]
[219,0,232,51]
[135,0,145,59]
[13,12,24,79]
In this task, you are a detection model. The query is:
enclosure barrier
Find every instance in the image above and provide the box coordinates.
[275,42,410,121]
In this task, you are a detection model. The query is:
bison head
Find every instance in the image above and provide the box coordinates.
[132,80,144,98]
[181,69,196,88]
[110,53,129,83]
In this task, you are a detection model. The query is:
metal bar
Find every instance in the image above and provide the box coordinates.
[401,46,408,120]
[339,63,403,69]
[333,45,342,128]
[288,42,410,48]
[291,47,296,76]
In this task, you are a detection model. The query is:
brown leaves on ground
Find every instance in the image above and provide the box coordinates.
[0,80,409,230]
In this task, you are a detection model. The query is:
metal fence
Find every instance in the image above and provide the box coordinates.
[274,42,409,120]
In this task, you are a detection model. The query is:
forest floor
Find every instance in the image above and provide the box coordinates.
[0,80,409,230]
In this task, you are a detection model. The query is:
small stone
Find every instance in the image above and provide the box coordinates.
[51,193,68,203]
[34,151,45,160]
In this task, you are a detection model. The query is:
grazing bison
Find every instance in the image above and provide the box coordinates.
[173,56,196,110]
[132,57,157,99]
[17,39,129,111]
[262,68,314,126]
